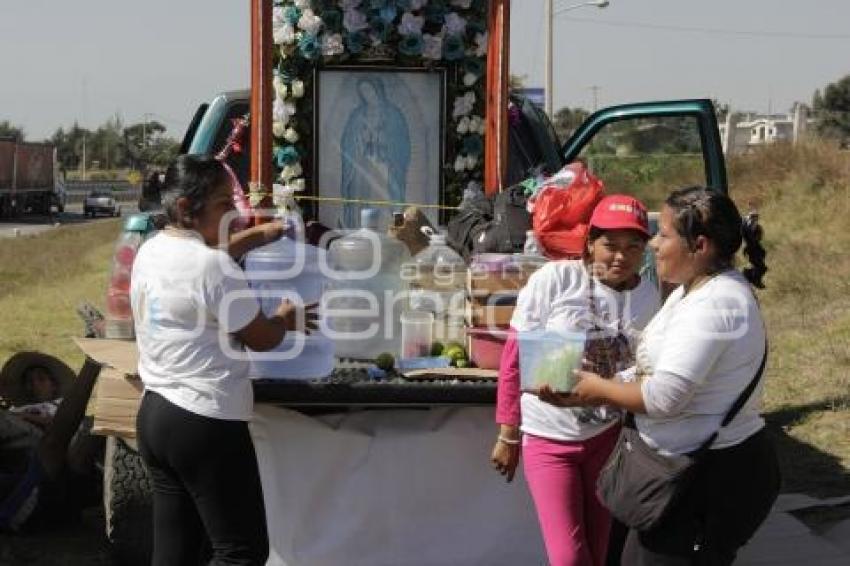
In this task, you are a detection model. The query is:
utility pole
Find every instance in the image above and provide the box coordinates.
[81,133,87,182]
[588,85,601,111]
[544,1,611,117]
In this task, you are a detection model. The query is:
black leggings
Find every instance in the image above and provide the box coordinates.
[137,391,269,566]
[621,427,780,565]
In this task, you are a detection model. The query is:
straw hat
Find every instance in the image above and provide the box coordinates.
[0,352,75,407]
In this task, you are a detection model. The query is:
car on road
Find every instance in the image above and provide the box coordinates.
[83,190,121,218]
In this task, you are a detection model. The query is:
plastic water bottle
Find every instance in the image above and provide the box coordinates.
[523,230,544,258]
[104,215,154,340]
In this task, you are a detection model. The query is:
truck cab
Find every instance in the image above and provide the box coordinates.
[181,91,727,216]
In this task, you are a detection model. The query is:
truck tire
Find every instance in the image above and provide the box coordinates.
[103,436,153,566]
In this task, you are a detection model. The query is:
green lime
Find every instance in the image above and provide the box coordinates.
[375,352,395,371]
[454,358,470,368]
[430,341,445,356]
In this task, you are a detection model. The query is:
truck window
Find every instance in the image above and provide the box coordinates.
[577,115,707,210]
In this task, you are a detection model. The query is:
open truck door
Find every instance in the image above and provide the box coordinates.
[562,99,727,210]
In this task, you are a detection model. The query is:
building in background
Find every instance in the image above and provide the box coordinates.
[719,103,813,155]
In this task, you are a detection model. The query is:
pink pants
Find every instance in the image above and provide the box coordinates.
[522,425,620,566]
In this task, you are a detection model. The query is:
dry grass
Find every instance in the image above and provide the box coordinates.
[0,220,121,370]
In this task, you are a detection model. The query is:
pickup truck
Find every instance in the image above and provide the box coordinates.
[83,190,122,218]
[96,88,727,566]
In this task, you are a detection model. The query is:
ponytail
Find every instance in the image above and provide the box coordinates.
[741,211,767,289]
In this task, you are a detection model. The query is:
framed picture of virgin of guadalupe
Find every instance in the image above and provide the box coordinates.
[314,66,446,229]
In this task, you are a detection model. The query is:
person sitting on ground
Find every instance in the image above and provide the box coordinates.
[7,365,63,429]
[0,353,102,531]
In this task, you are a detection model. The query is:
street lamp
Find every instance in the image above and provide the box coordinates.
[544,0,610,117]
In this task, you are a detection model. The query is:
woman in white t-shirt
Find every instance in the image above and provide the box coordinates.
[131,155,317,566]
[491,195,661,566]
[556,186,779,565]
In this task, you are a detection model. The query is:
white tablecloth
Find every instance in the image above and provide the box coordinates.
[250,405,546,566]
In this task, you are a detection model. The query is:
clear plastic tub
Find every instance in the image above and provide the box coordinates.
[400,311,434,359]
[518,330,586,392]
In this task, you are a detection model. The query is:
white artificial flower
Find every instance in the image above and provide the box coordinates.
[273,22,296,45]
[474,32,488,58]
[398,12,425,35]
[295,0,311,8]
[463,72,478,87]
[452,91,476,118]
[338,0,362,9]
[450,0,473,8]
[442,13,467,36]
[298,9,323,36]
[291,80,305,98]
[321,33,345,56]
[422,33,443,60]
[465,155,478,170]
[466,180,483,195]
[343,8,369,32]
[456,116,470,135]
[273,121,287,138]
[273,7,285,26]
[273,75,288,98]
[469,115,484,135]
[274,97,297,125]
[410,0,428,9]
[454,155,468,172]
[290,178,306,192]
[280,162,303,181]
[284,128,300,144]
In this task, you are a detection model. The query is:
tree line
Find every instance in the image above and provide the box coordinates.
[0,116,180,173]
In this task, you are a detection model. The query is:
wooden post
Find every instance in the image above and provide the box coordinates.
[484,0,510,196]
[251,0,274,217]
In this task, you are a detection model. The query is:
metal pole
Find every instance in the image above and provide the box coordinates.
[545,0,554,117]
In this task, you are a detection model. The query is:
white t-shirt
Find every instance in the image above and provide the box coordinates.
[511,260,661,442]
[636,270,767,455]
[130,231,261,421]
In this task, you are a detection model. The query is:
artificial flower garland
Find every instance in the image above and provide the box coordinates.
[263,0,488,216]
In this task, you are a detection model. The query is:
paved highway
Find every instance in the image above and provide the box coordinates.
[0,200,140,238]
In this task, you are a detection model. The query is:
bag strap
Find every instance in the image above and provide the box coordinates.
[695,340,769,453]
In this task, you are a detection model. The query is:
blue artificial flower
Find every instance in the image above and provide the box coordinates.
[323,9,343,31]
[283,5,301,26]
[462,134,484,157]
[463,57,485,77]
[442,34,465,61]
[396,0,413,10]
[275,145,300,168]
[345,30,367,54]
[398,33,424,56]
[298,33,320,60]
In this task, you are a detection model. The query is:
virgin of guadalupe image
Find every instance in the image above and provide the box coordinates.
[339,77,411,228]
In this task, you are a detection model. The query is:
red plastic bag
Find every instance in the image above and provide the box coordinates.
[531,162,604,259]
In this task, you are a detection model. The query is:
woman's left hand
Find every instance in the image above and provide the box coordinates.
[256,219,287,244]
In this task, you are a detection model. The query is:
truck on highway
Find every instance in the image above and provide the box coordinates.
[0,139,63,217]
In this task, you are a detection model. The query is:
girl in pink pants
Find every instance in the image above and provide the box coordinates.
[491,195,661,566]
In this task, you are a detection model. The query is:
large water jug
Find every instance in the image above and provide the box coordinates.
[243,236,334,380]
[326,209,411,360]
[402,227,467,317]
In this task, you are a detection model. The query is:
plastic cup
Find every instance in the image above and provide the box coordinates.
[400,311,434,359]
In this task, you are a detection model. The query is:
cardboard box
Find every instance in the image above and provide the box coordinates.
[74,337,142,438]
[465,303,515,327]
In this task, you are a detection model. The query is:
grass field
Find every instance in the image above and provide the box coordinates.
[0,140,848,496]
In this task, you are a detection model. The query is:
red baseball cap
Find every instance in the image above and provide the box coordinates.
[589,195,650,237]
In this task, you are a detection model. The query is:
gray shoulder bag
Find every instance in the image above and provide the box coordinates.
[596,343,768,531]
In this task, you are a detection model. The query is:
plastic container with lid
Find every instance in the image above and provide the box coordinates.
[402,226,467,316]
[518,330,586,393]
[104,214,157,340]
[243,236,334,380]
[325,209,411,360]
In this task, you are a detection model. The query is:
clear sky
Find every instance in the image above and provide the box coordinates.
[1,0,848,141]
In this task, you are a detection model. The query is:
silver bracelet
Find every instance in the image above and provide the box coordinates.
[498,435,521,446]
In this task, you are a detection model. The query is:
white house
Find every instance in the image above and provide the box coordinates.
[719,103,812,155]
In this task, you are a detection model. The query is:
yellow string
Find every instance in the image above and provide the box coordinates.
[293,194,461,211]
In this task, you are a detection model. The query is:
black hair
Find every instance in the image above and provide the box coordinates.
[665,186,767,288]
[161,154,230,228]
